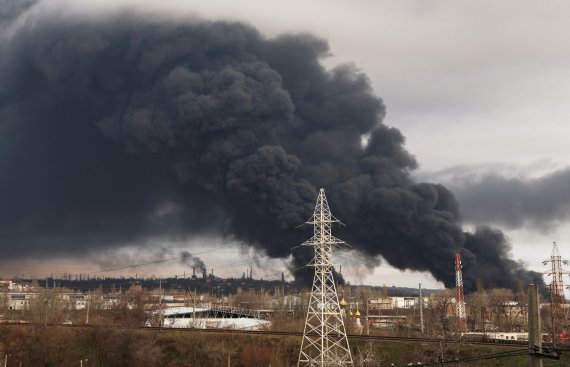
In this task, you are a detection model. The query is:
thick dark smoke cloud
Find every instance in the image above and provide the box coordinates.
[462,227,543,291]
[0,5,543,292]
[443,167,570,231]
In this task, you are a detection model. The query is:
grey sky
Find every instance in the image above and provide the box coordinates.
[3,0,570,289]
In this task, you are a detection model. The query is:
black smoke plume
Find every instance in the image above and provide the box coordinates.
[180,250,207,277]
[0,4,543,293]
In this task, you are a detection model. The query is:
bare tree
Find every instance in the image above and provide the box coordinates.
[424,289,454,336]
[488,288,515,331]
[465,289,489,331]
[353,341,380,367]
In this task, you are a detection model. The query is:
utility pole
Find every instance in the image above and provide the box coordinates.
[159,279,163,330]
[528,283,561,366]
[419,283,424,334]
[528,284,543,367]
[297,188,353,366]
[192,297,196,327]
[85,290,90,324]
[44,278,49,327]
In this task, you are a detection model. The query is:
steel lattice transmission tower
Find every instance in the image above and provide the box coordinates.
[297,188,354,367]
[543,242,569,305]
[455,250,466,330]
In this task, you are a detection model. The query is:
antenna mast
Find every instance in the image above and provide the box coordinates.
[455,250,466,330]
[297,188,353,367]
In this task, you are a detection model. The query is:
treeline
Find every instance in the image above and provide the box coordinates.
[14,276,440,297]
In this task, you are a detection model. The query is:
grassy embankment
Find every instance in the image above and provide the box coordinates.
[3,325,568,366]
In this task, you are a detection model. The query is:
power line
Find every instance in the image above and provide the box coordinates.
[85,243,242,275]
[396,348,529,366]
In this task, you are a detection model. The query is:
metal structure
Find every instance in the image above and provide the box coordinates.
[455,250,466,329]
[542,241,569,343]
[543,242,569,304]
[297,188,354,367]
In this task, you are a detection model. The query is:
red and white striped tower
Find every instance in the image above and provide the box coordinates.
[455,250,466,330]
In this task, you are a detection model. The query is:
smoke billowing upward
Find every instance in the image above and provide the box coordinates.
[0,3,544,293]
[181,250,207,276]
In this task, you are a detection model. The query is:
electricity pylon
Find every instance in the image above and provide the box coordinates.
[542,241,570,342]
[297,188,354,367]
[543,242,569,304]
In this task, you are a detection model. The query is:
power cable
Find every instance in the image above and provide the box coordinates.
[396,348,530,366]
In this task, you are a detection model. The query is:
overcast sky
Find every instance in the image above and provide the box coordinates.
[2,0,570,290]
